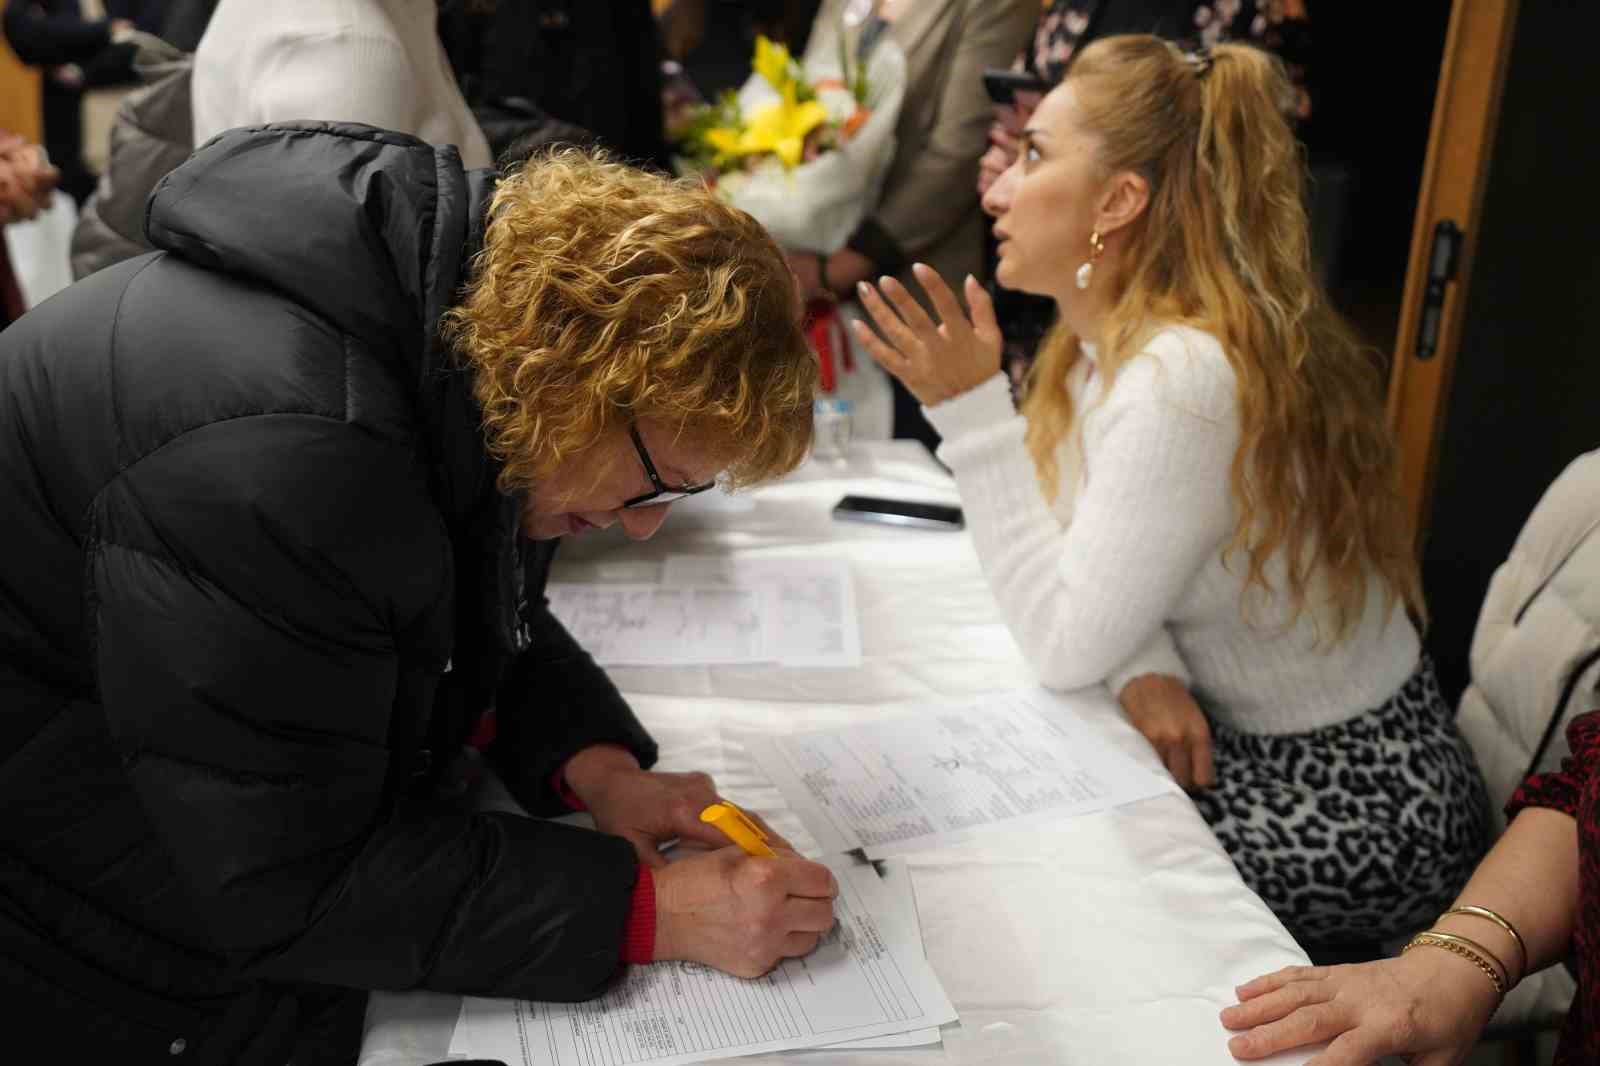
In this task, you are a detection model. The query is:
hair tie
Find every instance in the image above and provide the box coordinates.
[1185,47,1213,79]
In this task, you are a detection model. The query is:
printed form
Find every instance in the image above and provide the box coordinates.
[745,688,1174,857]
[660,555,862,668]
[448,856,954,1065]
[545,584,766,665]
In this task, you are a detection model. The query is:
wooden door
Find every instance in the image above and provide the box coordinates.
[0,1,43,143]
[1386,0,1518,548]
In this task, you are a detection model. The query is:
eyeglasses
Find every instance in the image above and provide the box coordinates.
[621,424,717,509]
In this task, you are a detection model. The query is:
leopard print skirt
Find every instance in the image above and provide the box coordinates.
[1192,656,1489,947]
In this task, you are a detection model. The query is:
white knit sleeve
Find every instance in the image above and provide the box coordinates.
[926,331,1238,691]
[1106,625,1192,698]
[252,32,419,135]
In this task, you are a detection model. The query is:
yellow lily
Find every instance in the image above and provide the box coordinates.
[753,35,795,92]
[742,82,828,169]
[703,125,745,167]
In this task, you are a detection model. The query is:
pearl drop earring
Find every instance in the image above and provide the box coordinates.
[1076,229,1105,291]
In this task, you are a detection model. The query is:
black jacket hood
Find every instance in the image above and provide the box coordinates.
[146,121,494,392]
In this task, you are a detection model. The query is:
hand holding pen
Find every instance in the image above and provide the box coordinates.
[650,800,838,978]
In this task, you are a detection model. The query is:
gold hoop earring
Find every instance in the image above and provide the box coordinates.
[1075,230,1105,291]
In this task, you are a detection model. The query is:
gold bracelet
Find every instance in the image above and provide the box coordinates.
[1402,931,1506,998]
[1444,905,1529,985]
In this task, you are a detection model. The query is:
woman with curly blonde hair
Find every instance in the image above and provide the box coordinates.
[0,123,830,1062]
[852,36,1487,948]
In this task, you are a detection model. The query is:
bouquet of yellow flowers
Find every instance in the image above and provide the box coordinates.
[671,30,906,255]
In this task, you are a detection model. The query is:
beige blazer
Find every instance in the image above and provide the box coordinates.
[811,0,1033,294]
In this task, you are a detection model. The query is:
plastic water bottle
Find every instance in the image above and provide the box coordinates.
[811,397,853,462]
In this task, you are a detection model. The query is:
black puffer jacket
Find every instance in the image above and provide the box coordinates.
[0,123,657,1064]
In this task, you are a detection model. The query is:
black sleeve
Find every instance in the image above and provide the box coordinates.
[91,415,639,1001]
[488,541,659,816]
[3,2,113,66]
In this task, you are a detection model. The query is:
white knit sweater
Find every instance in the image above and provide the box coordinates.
[925,325,1419,735]
[193,0,492,169]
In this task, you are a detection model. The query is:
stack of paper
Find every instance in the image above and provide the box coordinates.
[446,690,1171,1063]
[448,857,950,1065]
[547,556,861,669]
[746,688,1175,857]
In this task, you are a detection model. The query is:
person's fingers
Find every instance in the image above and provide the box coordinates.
[776,856,837,899]
[910,263,972,340]
[782,896,837,934]
[1221,979,1326,1029]
[739,806,794,853]
[965,275,1003,349]
[627,832,669,870]
[876,276,939,339]
[849,318,912,377]
[1227,1001,1349,1061]
[778,930,823,959]
[1191,726,1216,790]
[1233,966,1323,1002]
[854,282,925,359]
[1306,1027,1403,1066]
[1161,739,1193,791]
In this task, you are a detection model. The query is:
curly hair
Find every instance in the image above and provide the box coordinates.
[1022,36,1423,642]
[441,148,816,495]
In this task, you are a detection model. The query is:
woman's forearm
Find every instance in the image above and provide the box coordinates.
[1431,806,1579,983]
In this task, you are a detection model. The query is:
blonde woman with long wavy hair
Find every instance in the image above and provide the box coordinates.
[852,35,1487,948]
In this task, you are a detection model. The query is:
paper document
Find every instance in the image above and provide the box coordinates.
[823,857,939,1050]
[546,583,766,665]
[661,555,862,668]
[448,855,955,1065]
[746,689,1173,857]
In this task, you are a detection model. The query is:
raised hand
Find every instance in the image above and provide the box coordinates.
[851,263,1003,407]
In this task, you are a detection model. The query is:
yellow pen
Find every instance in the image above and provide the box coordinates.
[699,800,777,857]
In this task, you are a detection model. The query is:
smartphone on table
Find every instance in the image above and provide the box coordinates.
[832,495,965,531]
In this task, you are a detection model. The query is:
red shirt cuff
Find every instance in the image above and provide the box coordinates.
[620,865,656,964]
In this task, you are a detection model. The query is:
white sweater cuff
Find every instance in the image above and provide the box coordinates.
[1107,627,1193,699]
[923,373,1017,463]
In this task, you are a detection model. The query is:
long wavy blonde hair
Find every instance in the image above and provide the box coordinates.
[1022,36,1422,639]
[442,149,816,494]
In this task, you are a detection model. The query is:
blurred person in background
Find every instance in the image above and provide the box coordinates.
[785,0,1033,452]
[439,0,669,168]
[657,0,820,98]
[2,0,162,203]
[0,130,60,326]
[192,0,491,168]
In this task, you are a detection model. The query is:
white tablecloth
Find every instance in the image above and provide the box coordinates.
[360,440,1313,1066]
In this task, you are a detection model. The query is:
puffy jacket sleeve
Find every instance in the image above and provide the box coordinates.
[89,413,639,1001]
[492,540,660,816]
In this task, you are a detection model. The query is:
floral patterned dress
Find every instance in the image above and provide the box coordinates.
[1505,709,1600,1066]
